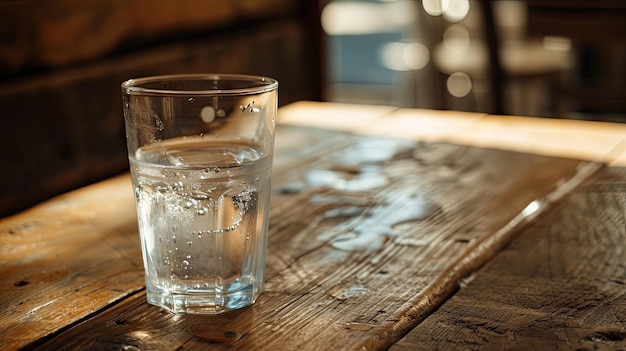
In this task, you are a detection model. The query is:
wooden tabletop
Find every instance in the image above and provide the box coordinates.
[3,101,626,350]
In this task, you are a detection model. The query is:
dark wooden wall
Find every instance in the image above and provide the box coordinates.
[0,0,324,217]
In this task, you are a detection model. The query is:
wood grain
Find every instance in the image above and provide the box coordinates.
[0,0,297,73]
[0,175,143,351]
[279,101,626,166]
[393,167,626,350]
[2,124,598,350]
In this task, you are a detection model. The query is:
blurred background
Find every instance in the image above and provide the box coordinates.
[323,0,626,119]
[1,0,625,217]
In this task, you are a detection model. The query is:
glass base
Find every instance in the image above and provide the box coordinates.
[147,287,259,314]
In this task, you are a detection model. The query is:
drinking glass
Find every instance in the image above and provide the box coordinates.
[121,74,278,314]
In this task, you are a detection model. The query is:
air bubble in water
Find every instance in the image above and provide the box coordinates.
[190,191,209,200]
[182,260,189,266]
[188,97,195,103]
[197,207,207,215]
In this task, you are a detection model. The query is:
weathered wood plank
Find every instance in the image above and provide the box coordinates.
[0,126,351,351]
[279,101,626,166]
[0,175,143,351]
[392,167,626,350]
[5,124,598,350]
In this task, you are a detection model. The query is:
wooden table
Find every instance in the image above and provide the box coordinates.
[4,101,626,350]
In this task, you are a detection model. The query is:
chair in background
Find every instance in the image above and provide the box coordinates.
[526,0,626,121]
[427,0,574,116]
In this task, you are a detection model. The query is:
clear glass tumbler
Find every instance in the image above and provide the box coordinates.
[121,74,278,314]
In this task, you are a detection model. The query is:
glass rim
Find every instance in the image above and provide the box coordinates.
[121,73,278,96]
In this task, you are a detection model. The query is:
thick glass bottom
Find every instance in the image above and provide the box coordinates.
[147,286,260,314]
